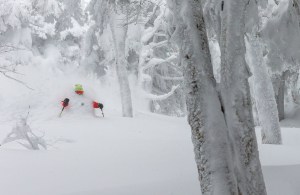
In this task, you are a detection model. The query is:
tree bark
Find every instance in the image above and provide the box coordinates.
[246,32,282,144]
[220,0,267,194]
[278,73,286,120]
[271,71,288,121]
[168,0,237,194]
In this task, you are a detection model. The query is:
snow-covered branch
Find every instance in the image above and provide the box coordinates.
[149,40,168,48]
[1,117,47,150]
[142,54,177,71]
[159,76,183,81]
[142,84,179,100]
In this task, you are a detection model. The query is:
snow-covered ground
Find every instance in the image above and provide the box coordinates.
[0,114,201,195]
[257,126,300,195]
[0,111,300,195]
[0,66,300,195]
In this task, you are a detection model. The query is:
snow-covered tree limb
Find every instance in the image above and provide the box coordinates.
[2,117,47,150]
[142,84,179,100]
[142,54,177,71]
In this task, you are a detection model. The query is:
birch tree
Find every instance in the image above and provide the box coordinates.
[219,0,267,194]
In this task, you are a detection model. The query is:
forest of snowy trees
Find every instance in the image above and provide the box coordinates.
[1,0,300,194]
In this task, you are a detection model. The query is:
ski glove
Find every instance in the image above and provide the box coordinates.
[62,98,70,107]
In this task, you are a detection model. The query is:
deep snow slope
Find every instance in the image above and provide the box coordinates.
[0,61,300,195]
[0,111,300,195]
[0,114,201,195]
[257,127,300,195]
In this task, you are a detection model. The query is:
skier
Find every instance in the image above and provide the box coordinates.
[59,84,104,117]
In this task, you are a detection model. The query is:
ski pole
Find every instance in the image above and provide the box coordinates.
[100,108,104,117]
[99,103,104,117]
[59,106,65,117]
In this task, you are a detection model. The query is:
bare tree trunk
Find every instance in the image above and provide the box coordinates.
[278,73,286,120]
[246,32,282,144]
[293,0,300,16]
[272,71,288,121]
[109,4,133,117]
[168,0,237,194]
[244,0,282,145]
[290,72,300,104]
[220,0,267,194]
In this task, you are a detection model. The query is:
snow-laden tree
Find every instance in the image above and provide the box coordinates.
[109,0,133,117]
[0,0,54,87]
[219,0,267,193]
[137,1,185,116]
[204,0,282,145]
[56,0,86,69]
[87,0,133,117]
[32,0,62,19]
[30,0,62,52]
[83,0,109,77]
[261,0,300,120]
[202,0,223,84]
[57,0,85,33]
[0,0,31,80]
[168,0,238,194]
[244,0,282,144]
[168,0,268,192]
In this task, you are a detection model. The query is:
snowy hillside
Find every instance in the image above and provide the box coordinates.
[0,114,200,195]
[0,64,300,195]
[0,60,299,194]
[0,58,200,194]
[0,107,300,195]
